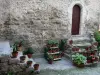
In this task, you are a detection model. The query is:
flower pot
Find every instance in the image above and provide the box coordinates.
[56,49,59,52]
[87,60,91,63]
[27,54,33,58]
[48,50,52,53]
[20,56,26,63]
[69,40,73,45]
[18,46,22,51]
[48,60,53,64]
[83,53,87,56]
[93,42,98,46]
[73,62,84,68]
[72,48,76,51]
[12,51,18,58]
[27,61,32,67]
[85,47,89,51]
[52,50,55,53]
[52,44,56,47]
[47,44,52,47]
[95,57,99,61]
[54,55,57,59]
[61,52,64,57]
[77,63,84,68]
[34,64,39,70]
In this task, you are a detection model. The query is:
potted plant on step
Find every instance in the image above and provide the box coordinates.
[11,43,18,58]
[23,47,34,58]
[20,56,26,63]
[48,55,53,64]
[72,53,86,68]
[27,60,32,67]
[34,64,39,71]
[17,40,24,51]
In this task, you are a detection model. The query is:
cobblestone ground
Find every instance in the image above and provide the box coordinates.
[39,64,100,75]
[33,57,100,75]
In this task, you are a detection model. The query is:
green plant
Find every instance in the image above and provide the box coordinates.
[7,71,14,75]
[48,55,53,60]
[12,40,24,52]
[94,31,100,43]
[59,39,67,52]
[12,42,18,52]
[18,40,24,47]
[48,40,59,45]
[72,53,86,65]
[23,47,34,55]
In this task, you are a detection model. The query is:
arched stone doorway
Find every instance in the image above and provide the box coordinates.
[71,5,81,35]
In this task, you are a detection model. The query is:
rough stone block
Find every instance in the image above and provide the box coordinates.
[0,56,10,63]
[8,58,20,65]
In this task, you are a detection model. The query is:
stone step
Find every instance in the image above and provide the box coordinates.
[72,37,91,44]
[72,43,91,48]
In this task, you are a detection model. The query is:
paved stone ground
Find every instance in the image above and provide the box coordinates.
[0,56,35,75]
[33,57,75,70]
[33,57,100,75]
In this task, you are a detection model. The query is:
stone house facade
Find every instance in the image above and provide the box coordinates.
[0,0,100,55]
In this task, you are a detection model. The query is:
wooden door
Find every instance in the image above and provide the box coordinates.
[71,5,81,35]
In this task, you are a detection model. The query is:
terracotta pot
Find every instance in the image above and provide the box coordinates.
[12,51,18,58]
[93,42,98,46]
[73,62,84,68]
[20,56,26,63]
[87,60,91,63]
[85,47,89,51]
[27,54,33,58]
[83,53,87,56]
[34,64,39,70]
[48,60,53,64]
[56,49,59,52]
[27,61,32,67]
[54,55,57,59]
[18,46,22,51]
[52,44,56,47]
[48,50,52,53]
[72,48,76,51]
[69,40,73,45]
[52,50,54,53]
[61,52,64,57]
[95,57,99,61]
[47,44,52,47]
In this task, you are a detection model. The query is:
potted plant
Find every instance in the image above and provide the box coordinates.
[23,47,34,58]
[11,43,18,58]
[47,40,59,47]
[17,40,24,51]
[20,56,26,63]
[48,55,53,64]
[72,53,86,68]
[27,60,32,67]
[69,40,73,45]
[34,64,39,71]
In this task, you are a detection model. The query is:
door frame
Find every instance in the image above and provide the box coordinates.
[71,5,81,35]
[68,1,87,36]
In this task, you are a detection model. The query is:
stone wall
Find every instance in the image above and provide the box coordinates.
[0,0,100,54]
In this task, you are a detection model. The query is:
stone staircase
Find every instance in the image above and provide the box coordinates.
[71,36,92,48]
[64,35,94,58]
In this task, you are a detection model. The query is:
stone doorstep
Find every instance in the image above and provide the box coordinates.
[72,43,91,47]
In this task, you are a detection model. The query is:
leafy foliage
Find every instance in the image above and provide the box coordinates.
[72,53,86,65]
[48,40,59,45]
[94,31,100,43]
[23,47,34,54]
[59,39,67,51]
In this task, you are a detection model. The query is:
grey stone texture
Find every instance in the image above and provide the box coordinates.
[0,0,100,54]
[0,56,35,75]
